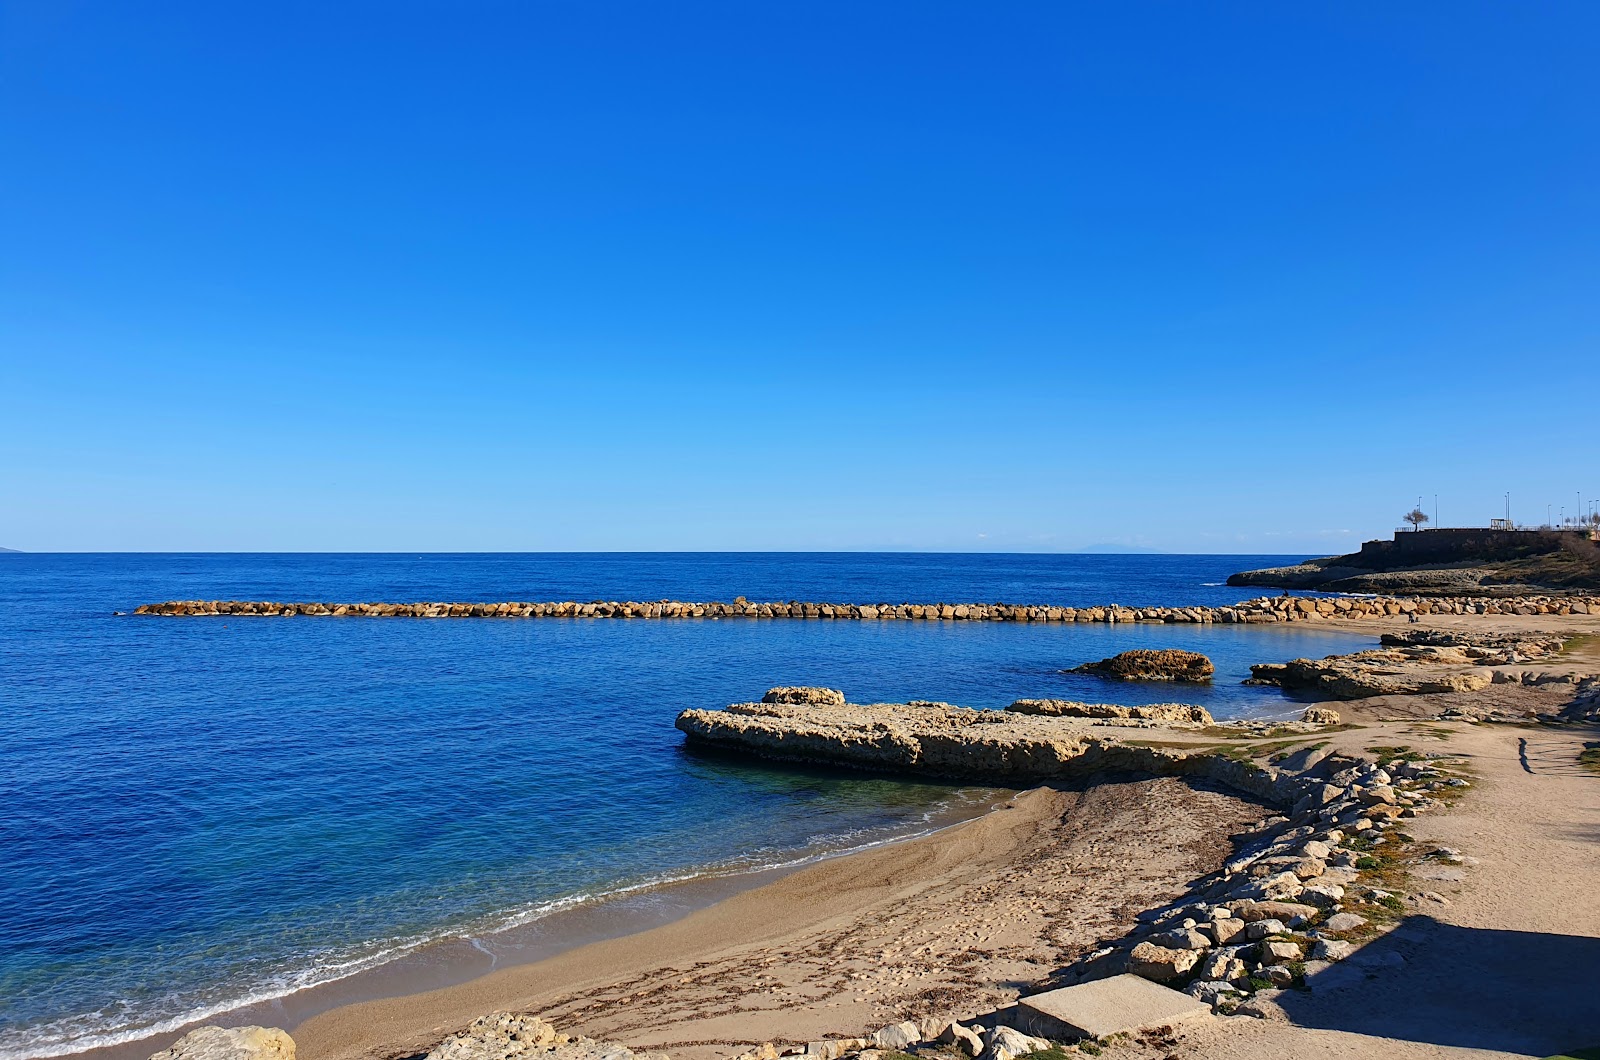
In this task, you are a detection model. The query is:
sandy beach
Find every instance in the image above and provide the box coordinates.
[288,777,1264,1060]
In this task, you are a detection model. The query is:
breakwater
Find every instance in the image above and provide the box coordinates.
[133,593,1599,621]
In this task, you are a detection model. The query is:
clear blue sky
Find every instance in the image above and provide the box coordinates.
[2,2,1596,553]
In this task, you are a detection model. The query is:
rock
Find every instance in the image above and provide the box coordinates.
[1359,785,1397,806]
[1229,900,1318,924]
[1235,990,1288,1021]
[1322,912,1368,932]
[1068,649,1215,683]
[1153,927,1212,951]
[149,1028,295,1060]
[424,1014,666,1060]
[1299,840,1331,860]
[1257,963,1297,987]
[761,687,846,706]
[1202,954,1249,983]
[1260,939,1302,962]
[1205,918,1246,946]
[1301,707,1341,725]
[936,1023,984,1058]
[1187,980,1242,1007]
[1312,939,1357,961]
[979,1026,1051,1060]
[1127,941,1201,982]
[869,1023,921,1050]
[1297,883,1344,907]
[1236,871,1304,902]
[1246,919,1286,940]
[1005,699,1215,725]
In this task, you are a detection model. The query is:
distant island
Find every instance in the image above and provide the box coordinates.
[1229,525,1600,594]
[0,547,21,554]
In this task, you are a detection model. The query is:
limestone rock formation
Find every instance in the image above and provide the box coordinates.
[1069,649,1215,683]
[148,1027,294,1060]
[760,687,846,706]
[1006,699,1215,726]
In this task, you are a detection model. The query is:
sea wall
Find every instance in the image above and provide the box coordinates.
[132,593,1599,621]
[1358,527,1596,565]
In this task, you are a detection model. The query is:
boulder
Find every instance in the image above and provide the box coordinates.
[869,1023,921,1050]
[1322,912,1368,933]
[936,1023,984,1058]
[979,1026,1051,1060]
[1069,650,1215,683]
[149,1028,294,1060]
[1229,900,1318,924]
[1127,941,1200,983]
[1301,707,1341,725]
[1260,939,1302,962]
[1312,939,1357,961]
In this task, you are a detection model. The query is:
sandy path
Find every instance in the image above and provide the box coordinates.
[294,778,1265,1060]
[1093,718,1600,1060]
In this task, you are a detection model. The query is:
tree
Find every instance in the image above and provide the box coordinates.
[1404,507,1429,531]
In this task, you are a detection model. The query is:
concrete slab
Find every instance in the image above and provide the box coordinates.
[1016,974,1211,1040]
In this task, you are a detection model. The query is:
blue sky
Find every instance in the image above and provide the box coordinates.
[2,2,1597,552]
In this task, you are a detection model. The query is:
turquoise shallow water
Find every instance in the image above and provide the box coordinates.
[0,553,1370,1058]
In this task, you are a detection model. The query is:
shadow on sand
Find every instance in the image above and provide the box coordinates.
[1278,915,1600,1055]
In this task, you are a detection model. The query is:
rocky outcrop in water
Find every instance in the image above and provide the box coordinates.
[129,593,1600,622]
[1247,629,1570,700]
[676,696,1322,805]
[1006,699,1215,726]
[1069,649,1214,682]
[149,1027,294,1060]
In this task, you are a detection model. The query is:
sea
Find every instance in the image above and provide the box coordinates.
[0,553,1372,1059]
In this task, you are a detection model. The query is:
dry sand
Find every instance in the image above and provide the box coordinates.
[293,779,1267,1060]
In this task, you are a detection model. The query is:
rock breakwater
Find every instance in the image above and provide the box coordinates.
[131,593,1600,622]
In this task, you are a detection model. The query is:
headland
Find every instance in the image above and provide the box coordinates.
[1228,526,1600,595]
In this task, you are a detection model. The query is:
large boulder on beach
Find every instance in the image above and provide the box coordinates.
[1070,650,1215,683]
[1007,699,1215,726]
[149,1027,294,1060]
[761,686,846,706]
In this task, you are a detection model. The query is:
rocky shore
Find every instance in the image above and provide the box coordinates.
[131,593,1600,622]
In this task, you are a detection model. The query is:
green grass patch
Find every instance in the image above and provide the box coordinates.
[1579,743,1600,776]
[1366,744,1423,761]
[1015,1049,1075,1060]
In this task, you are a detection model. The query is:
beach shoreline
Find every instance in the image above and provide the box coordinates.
[277,775,1265,1060]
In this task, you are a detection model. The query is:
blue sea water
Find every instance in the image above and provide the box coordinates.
[0,553,1370,1058]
